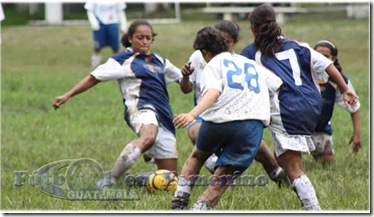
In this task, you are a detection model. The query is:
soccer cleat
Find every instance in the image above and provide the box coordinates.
[302,199,322,211]
[96,178,116,190]
[171,191,190,210]
[191,200,212,211]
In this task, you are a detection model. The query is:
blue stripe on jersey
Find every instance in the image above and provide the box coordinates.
[112,50,176,134]
[315,72,349,135]
[241,39,322,135]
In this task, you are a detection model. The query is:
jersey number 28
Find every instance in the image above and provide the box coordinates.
[224,59,260,93]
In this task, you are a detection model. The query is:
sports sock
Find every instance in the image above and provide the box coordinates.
[91,54,101,68]
[292,174,322,211]
[111,143,141,181]
[203,154,218,174]
[174,176,194,196]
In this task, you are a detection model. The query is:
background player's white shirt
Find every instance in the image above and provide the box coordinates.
[85,2,126,25]
[0,4,4,21]
[200,52,283,126]
[306,44,334,90]
[188,50,206,104]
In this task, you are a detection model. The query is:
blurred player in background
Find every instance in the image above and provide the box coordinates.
[0,3,5,44]
[171,26,283,210]
[180,20,289,187]
[241,4,358,210]
[53,20,188,189]
[85,2,127,68]
[312,40,361,163]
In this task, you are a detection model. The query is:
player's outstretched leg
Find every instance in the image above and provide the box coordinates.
[255,140,290,187]
[97,125,157,190]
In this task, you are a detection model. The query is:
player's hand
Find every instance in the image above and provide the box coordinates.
[349,134,361,153]
[91,23,100,31]
[120,25,127,34]
[343,90,358,110]
[181,62,194,77]
[173,113,195,128]
[53,95,69,110]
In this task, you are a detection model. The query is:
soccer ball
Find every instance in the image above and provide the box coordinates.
[147,169,178,193]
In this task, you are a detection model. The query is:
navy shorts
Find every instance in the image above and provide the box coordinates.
[93,23,120,51]
[196,119,263,175]
[187,116,203,131]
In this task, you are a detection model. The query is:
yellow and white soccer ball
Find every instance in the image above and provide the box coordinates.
[147,169,178,193]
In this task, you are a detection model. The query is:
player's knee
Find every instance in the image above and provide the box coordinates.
[139,133,157,147]
[188,126,199,145]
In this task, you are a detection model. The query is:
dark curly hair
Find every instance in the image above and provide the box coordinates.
[121,20,157,48]
[249,4,282,57]
[193,26,228,57]
[214,20,240,43]
[314,40,342,73]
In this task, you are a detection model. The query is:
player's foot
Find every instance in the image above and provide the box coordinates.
[171,191,190,210]
[96,178,116,190]
[303,201,322,211]
[191,199,212,211]
[271,168,291,188]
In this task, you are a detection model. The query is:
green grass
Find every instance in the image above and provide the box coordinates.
[1,11,370,212]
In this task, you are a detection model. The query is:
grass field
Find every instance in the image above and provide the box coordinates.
[1,10,370,212]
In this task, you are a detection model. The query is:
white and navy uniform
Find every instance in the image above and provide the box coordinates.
[91,48,182,159]
[85,2,127,51]
[312,71,360,155]
[196,52,282,174]
[241,38,333,157]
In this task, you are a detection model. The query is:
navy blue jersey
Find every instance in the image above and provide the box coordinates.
[241,39,332,135]
[91,48,182,134]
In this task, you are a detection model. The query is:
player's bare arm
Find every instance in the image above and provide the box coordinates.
[325,64,358,107]
[174,89,221,128]
[179,62,194,93]
[52,75,99,110]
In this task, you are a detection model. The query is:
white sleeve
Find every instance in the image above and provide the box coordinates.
[117,10,127,33]
[116,3,127,32]
[86,11,100,30]
[84,2,94,11]
[200,58,223,96]
[256,64,283,93]
[91,58,132,81]
[335,79,360,113]
[164,58,183,84]
[188,54,196,85]
[311,49,333,80]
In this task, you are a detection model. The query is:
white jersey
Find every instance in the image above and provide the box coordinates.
[84,2,126,25]
[188,50,206,105]
[200,52,283,126]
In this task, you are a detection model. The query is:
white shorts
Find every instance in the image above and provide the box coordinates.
[311,132,334,156]
[128,109,177,159]
[269,93,315,157]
